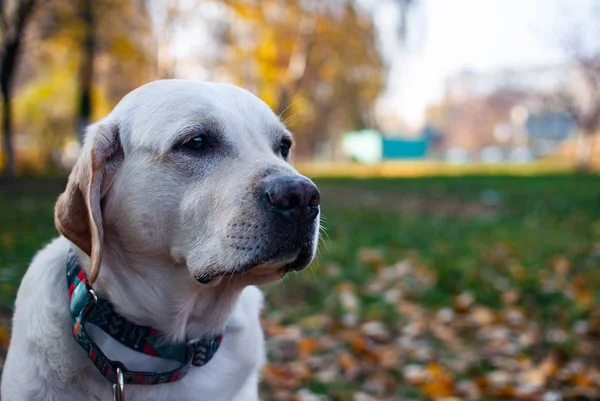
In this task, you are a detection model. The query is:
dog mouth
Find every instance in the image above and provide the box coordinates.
[194,247,313,284]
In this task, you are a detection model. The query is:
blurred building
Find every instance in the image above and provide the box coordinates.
[526,111,575,157]
[445,65,575,103]
[427,64,583,162]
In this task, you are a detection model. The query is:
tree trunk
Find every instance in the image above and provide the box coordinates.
[275,11,316,117]
[576,132,594,172]
[1,84,15,179]
[591,133,598,170]
[0,0,38,178]
[77,0,95,143]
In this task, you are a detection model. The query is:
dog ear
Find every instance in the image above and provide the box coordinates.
[55,123,124,284]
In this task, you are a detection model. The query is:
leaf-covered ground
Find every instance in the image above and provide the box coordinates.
[1,176,599,400]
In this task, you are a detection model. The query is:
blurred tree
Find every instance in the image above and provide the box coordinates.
[11,0,154,165]
[557,59,600,171]
[390,0,415,40]
[3,0,415,168]
[0,0,40,178]
[220,0,384,159]
[149,0,230,79]
[76,0,94,143]
[556,6,600,171]
[69,0,154,142]
[152,0,182,79]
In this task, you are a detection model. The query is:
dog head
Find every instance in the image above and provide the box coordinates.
[55,80,320,286]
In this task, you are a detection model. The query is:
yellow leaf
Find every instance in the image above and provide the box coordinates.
[0,325,10,349]
[358,247,385,268]
[468,306,495,326]
[350,337,368,354]
[298,338,318,357]
[1,233,14,248]
[422,363,455,398]
[571,371,595,388]
[338,352,357,371]
[551,255,570,277]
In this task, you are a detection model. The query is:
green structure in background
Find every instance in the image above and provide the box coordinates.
[342,129,430,163]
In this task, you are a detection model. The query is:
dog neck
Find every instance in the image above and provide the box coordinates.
[73,240,243,344]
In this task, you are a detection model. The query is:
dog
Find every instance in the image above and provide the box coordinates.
[1,80,320,401]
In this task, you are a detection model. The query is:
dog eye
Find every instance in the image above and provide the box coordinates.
[279,139,291,158]
[182,135,207,151]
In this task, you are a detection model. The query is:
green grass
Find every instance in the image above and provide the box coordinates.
[1,175,599,317]
[0,179,65,309]
[1,175,600,399]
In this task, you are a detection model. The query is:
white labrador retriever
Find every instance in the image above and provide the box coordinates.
[1,80,320,401]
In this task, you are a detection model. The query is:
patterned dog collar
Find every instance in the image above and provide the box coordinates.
[66,249,223,386]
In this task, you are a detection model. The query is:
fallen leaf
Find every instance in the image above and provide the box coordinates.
[358,247,385,268]
[298,338,318,357]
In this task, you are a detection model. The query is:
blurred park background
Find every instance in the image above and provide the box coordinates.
[1,0,600,400]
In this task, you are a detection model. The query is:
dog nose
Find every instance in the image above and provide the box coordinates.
[265,176,320,222]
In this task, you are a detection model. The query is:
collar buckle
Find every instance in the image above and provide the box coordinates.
[112,367,125,401]
[88,288,98,307]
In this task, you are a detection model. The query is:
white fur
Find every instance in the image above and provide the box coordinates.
[2,80,319,401]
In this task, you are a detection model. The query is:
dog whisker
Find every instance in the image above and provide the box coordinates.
[278,99,300,120]
[308,264,318,281]
[282,109,305,126]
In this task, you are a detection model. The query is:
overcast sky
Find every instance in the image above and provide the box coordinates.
[377,0,596,128]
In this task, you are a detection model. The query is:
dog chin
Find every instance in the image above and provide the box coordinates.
[195,247,314,286]
[194,265,286,287]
